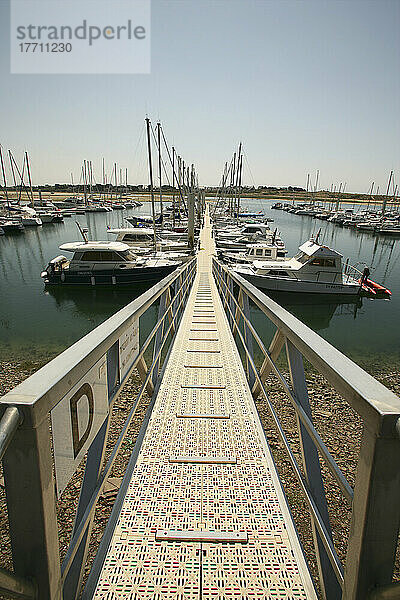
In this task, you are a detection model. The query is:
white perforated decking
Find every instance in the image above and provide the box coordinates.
[92,208,317,599]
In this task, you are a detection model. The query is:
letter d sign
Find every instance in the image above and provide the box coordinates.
[70,383,94,458]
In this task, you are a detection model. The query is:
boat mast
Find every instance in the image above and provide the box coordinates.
[102,158,105,202]
[235,147,243,225]
[306,173,310,204]
[172,146,176,228]
[25,152,34,207]
[83,160,87,206]
[145,117,157,250]
[230,152,236,217]
[234,143,242,224]
[382,170,393,217]
[157,122,163,219]
[0,145,10,214]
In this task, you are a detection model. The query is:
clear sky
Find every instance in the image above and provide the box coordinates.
[0,0,399,192]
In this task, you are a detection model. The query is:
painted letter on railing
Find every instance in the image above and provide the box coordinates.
[51,356,109,496]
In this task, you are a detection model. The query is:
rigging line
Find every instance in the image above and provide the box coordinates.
[149,122,173,188]
[242,149,265,213]
[159,124,188,215]
[131,121,146,181]
[212,156,234,218]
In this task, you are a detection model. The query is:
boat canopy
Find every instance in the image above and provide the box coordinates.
[59,241,131,252]
[108,228,154,236]
[299,241,342,258]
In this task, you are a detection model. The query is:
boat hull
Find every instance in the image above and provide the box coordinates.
[43,264,178,286]
[235,272,362,295]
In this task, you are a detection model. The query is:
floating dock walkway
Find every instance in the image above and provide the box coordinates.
[91,210,317,598]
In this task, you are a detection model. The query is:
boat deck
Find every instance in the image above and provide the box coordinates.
[91,209,317,598]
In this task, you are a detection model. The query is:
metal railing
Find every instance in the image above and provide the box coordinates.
[212,257,400,600]
[0,257,197,600]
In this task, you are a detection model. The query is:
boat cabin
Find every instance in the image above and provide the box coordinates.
[252,241,344,282]
[108,228,155,246]
[56,242,137,271]
[246,244,287,259]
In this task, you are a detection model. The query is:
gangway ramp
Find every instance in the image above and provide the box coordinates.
[89,212,317,598]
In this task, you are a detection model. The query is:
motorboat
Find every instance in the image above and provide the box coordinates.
[218,242,287,264]
[215,222,271,240]
[0,218,24,233]
[233,240,365,295]
[36,210,64,223]
[41,241,180,286]
[108,227,190,252]
[377,223,400,236]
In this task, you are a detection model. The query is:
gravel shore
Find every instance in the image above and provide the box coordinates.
[1,359,399,594]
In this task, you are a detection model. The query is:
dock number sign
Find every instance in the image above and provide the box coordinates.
[51,356,109,497]
[119,318,139,381]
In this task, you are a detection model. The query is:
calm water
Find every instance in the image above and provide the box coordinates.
[244,198,400,369]
[0,199,399,370]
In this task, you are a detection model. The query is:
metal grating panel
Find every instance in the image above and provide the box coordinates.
[92,207,317,599]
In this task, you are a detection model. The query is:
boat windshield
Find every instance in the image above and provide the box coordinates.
[294,252,309,264]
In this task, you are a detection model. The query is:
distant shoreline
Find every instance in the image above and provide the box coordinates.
[1,189,395,208]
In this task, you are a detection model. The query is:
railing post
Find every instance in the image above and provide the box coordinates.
[286,340,341,600]
[62,343,119,599]
[3,416,61,599]
[343,423,400,599]
[228,277,235,329]
[165,286,175,335]
[241,292,256,389]
[152,291,168,387]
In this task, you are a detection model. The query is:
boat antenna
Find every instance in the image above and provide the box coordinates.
[76,220,89,243]
[315,228,322,244]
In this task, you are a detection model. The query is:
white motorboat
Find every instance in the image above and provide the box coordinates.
[41,241,180,286]
[218,242,287,264]
[108,228,189,251]
[233,240,364,295]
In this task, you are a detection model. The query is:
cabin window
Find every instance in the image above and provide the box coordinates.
[265,250,272,256]
[80,251,127,262]
[267,270,289,277]
[81,251,103,261]
[277,251,285,257]
[309,258,336,267]
[255,249,263,256]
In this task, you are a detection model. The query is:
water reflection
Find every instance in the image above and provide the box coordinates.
[268,292,364,332]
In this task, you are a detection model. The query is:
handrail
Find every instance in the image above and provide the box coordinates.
[0,407,22,462]
[0,258,197,600]
[213,261,354,501]
[213,259,400,436]
[213,261,345,583]
[0,258,196,428]
[61,260,196,579]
